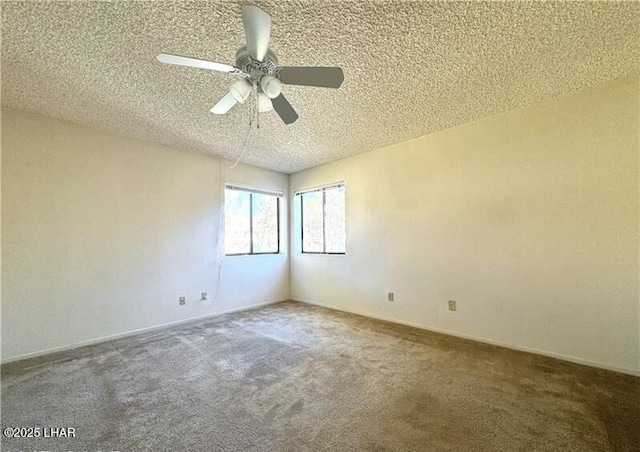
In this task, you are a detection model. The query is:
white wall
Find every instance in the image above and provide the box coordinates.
[3,77,639,375]
[1,108,289,361]
[0,108,3,360]
[290,76,640,375]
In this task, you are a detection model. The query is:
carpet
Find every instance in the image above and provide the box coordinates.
[2,301,639,451]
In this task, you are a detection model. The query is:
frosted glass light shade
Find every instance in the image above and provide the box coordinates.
[229,79,252,103]
[259,75,282,99]
[257,92,273,112]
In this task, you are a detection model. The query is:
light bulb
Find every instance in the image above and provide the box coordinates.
[257,92,273,112]
[229,79,252,103]
[259,75,282,99]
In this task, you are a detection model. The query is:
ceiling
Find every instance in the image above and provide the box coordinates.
[2,1,639,174]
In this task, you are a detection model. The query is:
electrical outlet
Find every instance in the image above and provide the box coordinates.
[179,297,186,306]
[448,300,456,311]
[388,292,394,302]
[201,292,208,301]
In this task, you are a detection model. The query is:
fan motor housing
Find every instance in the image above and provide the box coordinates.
[235,46,278,82]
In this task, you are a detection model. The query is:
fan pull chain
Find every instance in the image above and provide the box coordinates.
[229,90,256,169]
[256,87,260,129]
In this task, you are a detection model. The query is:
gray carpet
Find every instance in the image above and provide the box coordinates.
[2,301,639,451]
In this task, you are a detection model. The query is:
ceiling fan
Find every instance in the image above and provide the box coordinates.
[156,5,344,125]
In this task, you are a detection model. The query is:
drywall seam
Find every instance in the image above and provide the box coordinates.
[1,299,286,365]
[296,299,640,377]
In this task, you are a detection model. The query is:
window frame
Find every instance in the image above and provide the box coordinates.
[224,185,282,256]
[298,183,346,255]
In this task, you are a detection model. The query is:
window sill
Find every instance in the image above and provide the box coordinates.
[225,252,283,257]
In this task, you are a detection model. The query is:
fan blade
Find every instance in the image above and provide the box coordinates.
[278,67,344,88]
[242,5,271,62]
[157,54,243,75]
[210,92,238,114]
[272,94,299,124]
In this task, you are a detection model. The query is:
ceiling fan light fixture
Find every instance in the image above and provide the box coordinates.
[157,5,344,125]
[229,79,252,103]
[260,75,282,99]
[257,92,274,112]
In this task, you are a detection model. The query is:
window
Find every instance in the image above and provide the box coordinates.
[225,185,281,255]
[297,184,345,254]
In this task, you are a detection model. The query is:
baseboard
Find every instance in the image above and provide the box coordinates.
[1,299,285,365]
[295,299,640,377]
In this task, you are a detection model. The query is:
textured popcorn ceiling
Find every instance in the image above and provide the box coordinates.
[2,1,639,174]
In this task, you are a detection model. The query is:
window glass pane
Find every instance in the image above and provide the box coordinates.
[252,193,279,253]
[324,186,346,253]
[225,189,250,254]
[301,192,324,253]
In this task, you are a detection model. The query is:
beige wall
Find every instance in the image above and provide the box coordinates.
[290,76,640,375]
[1,108,289,361]
[3,76,639,375]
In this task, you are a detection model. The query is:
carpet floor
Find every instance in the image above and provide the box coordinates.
[1,301,639,451]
